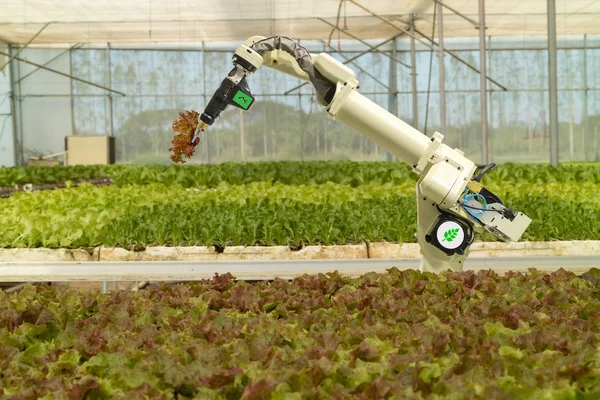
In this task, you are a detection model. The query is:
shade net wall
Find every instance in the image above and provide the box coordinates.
[8,35,600,165]
[0,69,13,167]
[2,0,600,43]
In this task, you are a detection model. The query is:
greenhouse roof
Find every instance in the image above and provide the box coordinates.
[0,0,598,45]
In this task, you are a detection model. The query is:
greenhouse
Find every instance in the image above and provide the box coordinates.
[1,0,600,398]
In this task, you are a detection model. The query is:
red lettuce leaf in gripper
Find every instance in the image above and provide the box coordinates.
[169,110,200,164]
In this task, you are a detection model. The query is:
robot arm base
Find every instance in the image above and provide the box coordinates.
[420,249,468,273]
[417,185,473,272]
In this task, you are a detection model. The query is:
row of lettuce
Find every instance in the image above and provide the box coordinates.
[2,161,600,187]
[1,269,600,398]
[0,182,597,248]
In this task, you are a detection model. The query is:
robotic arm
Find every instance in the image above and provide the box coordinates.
[198,36,532,273]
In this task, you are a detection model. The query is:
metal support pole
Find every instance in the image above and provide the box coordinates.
[202,41,210,164]
[0,50,126,97]
[410,17,418,130]
[298,94,305,161]
[387,37,398,161]
[488,36,494,160]
[438,2,446,136]
[0,22,51,73]
[8,93,17,167]
[17,51,24,165]
[8,46,20,166]
[108,44,114,138]
[479,0,489,164]
[9,45,25,165]
[69,48,76,136]
[106,42,114,294]
[584,34,589,161]
[548,0,559,166]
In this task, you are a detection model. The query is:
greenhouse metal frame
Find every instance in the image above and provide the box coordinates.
[2,0,600,169]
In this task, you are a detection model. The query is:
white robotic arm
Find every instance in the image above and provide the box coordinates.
[197,36,532,272]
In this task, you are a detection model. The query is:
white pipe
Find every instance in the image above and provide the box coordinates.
[334,90,431,167]
[0,258,597,282]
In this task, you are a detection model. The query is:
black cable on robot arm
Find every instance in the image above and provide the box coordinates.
[463,204,504,214]
[250,36,336,103]
[473,163,497,182]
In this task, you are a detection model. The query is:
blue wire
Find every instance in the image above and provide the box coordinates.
[463,192,487,217]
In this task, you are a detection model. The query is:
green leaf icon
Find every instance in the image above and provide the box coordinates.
[442,228,459,242]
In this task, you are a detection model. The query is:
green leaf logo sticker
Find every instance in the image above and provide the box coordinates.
[442,228,460,242]
[436,221,464,250]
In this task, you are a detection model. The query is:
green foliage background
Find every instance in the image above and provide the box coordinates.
[0,161,598,249]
